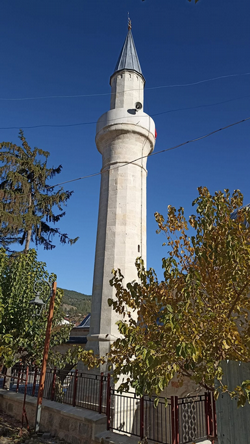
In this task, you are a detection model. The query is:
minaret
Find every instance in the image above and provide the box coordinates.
[87,21,156,358]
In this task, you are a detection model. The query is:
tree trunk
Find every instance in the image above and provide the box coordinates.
[24,229,32,252]
[24,192,32,252]
[3,367,12,390]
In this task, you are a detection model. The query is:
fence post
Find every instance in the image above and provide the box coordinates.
[16,364,21,393]
[207,392,214,438]
[208,392,213,436]
[171,396,179,444]
[175,396,179,444]
[99,372,104,414]
[21,365,24,383]
[205,392,210,436]
[32,367,38,397]
[72,369,78,407]
[212,393,217,440]
[51,367,57,401]
[2,368,6,389]
[106,373,111,431]
[171,396,176,444]
[140,396,145,440]
[21,366,30,431]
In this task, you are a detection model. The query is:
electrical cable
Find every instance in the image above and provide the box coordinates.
[0,72,249,101]
[45,116,250,190]
[2,116,249,196]
[0,94,249,131]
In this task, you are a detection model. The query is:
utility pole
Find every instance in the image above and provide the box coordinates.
[35,281,57,432]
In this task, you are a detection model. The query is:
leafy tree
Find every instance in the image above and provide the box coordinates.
[0,248,72,368]
[90,187,250,406]
[0,131,78,252]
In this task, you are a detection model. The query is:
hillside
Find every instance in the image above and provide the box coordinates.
[60,288,92,324]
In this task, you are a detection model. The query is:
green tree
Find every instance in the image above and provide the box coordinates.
[0,248,72,368]
[0,131,78,252]
[94,188,250,406]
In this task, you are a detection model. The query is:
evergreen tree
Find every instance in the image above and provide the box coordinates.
[0,131,78,252]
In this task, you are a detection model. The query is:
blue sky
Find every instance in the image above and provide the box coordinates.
[1,0,250,294]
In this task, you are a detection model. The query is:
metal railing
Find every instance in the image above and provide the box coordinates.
[43,368,108,413]
[174,394,216,444]
[109,390,172,443]
[0,366,217,444]
[108,390,217,444]
[1,365,39,397]
[0,365,31,429]
[0,366,108,414]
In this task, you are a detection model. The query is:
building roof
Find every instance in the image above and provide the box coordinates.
[112,29,144,80]
[76,313,91,328]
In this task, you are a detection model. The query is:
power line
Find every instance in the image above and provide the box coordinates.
[148,72,250,89]
[0,71,249,101]
[46,116,250,190]
[0,94,249,131]
[2,116,249,195]
[151,94,250,117]
[0,121,97,130]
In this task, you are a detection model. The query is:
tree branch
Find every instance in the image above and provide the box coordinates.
[228,280,250,319]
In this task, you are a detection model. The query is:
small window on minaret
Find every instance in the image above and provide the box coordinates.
[138,245,140,253]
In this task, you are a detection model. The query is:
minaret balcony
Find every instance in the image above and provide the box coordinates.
[96,108,155,147]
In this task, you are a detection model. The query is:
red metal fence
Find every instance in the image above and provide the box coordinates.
[0,366,217,444]
[1,365,30,430]
[108,390,216,444]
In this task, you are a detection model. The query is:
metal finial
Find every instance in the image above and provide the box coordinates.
[128,14,132,31]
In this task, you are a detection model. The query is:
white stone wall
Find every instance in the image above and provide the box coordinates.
[110,70,144,111]
[96,109,155,138]
[86,63,155,360]
[88,122,155,357]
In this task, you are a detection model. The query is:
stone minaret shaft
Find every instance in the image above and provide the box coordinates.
[87,25,156,357]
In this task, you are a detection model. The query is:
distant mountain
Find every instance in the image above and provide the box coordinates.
[60,288,92,323]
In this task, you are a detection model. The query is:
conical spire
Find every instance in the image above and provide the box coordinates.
[112,20,144,79]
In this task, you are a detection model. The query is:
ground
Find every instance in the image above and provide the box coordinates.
[0,411,67,444]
